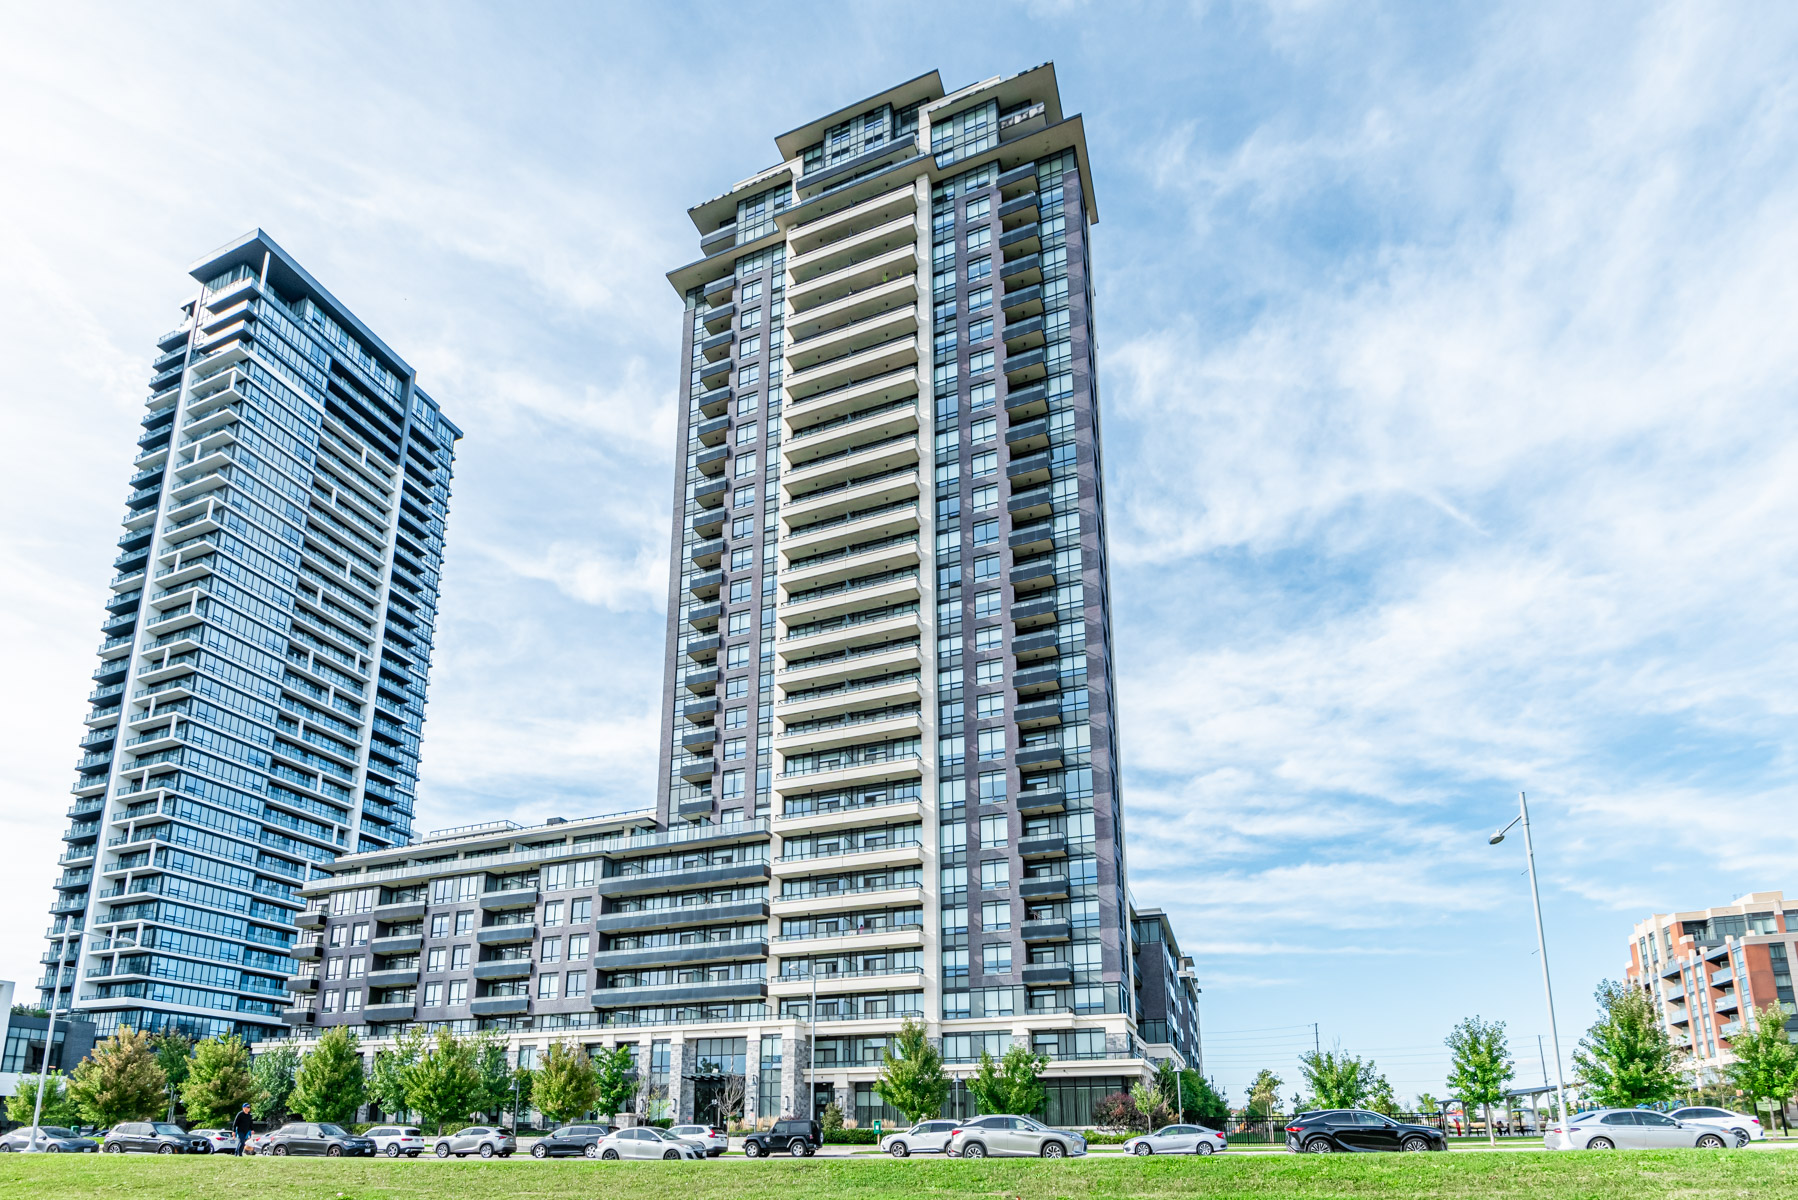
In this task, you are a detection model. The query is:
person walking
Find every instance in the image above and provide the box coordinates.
[232,1104,254,1156]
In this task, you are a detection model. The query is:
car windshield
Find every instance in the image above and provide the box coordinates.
[152,1124,185,1136]
[318,1124,349,1137]
[39,1128,74,1138]
[645,1128,680,1141]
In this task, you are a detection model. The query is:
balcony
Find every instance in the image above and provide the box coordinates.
[1002,315,1046,353]
[695,479,729,510]
[590,979,769,1009]
[291,941,323,961]
[1019,876,1070,901]
[371,934,423,955]
[1018,788,1067,815]
[704,274,735,304]
[772,923,925,956]
[788,214,917,285]
[695,415,731,447]
[785,434,920,498]
[785,402,921,473]
[695,386,732,419]
[293,910,326,929]
[1001,254,1043,290]
[595,860,770,897]
[698,357,732,387]
[366,967,420,989]
[1006,450,1052,488]
[682,668,719,696]
[282,1010,315,1027]
[700,331,734,362]
[796,134,919,198]
[476,925,537,946]
[1012,630,1060,662]
[1006,417,1051,455]
[786,276,919,346]
[373,901,427,922]
[999,163,1038,198]
[701,302,736,334]
[688,571,723,601]
[1004,347,1048,385]
[1016,746,1064,773]
[1001,222,1042,259]
[676,796,714,819]
[683,697,720,723]
[479,888,539,912]
[694,444,729,476]
[788,304,920,381]
[679,756,715,783]
[1019,833,1068,860]
[782,534,919,593]
[787,244,918,315]
[472,960,532,981]
[1007,487,1054,526]
[684,635,720,663]
[592,939,768,971]
[689,538,725,569]
[468,996,528,1017]
[790,184,918,256]
[1010,557,1057,593]
[1015,698,1063,729]
[1021,919,1072,943]
[785,334,919,404]
[1022,963,1074,987]
[999,191,1041,229]
[594,899,769,935]
[782,499,920,560]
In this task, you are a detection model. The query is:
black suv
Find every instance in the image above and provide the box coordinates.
[1284,1110,1447,1153]
[531,1124,617,1158]
[261,1122,378,1157]
[742,1118,821,1157]
[101,1122,210,1154]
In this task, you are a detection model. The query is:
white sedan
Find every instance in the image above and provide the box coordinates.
[1547,1109,1731,1150]
[881,1119,959,1157]
[1123,1124,1228,1156]
[594,1127,705,1160]
[1668,1107,1764,1146]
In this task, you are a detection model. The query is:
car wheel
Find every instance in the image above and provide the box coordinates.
[45,1145,61,1154]
[584,1144,598,1159]
[1402,1136,1430,1153]
[158,1144,176,1155]
[602,1149,620,1160]
[889,1142,909,1157]
[962,1142,988,1158]
[661,1149,679,1160]
[1732,1129,1751,1149]
[0,1146,11,1153]
[1196,1143,1215,1156]
[1041,1140,1066,1159]
[1586,1136,1614,1151]
[787,1137,807,1156]
[436,1143,451,1158]
[1133,1142,1152,1155]
[105,1144,122,1153]
[480,1144,495,1159]
[1697,1134,1726,1150]
[744,1142,761,1158]
[532,1144,547,1159]
[386,1144,401,1158]
[1304,1136,1334,1154]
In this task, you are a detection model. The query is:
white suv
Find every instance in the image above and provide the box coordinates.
[364,1126,427,1158]
[1667,1107,1764,1146]
[667,1124,729,1156]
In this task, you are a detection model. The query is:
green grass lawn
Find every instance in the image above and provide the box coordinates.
[0,1149,1791,1200]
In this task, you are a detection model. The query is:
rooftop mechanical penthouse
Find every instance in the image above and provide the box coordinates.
[283,64,1200,1128]
[47,231,460,1042]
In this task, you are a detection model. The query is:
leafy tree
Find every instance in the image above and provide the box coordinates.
[10,1004,50,1018]
[511,1065,536,1127]
[6,1072,80,1127]
[967,1045,1048,1117]
[1298,1047,1378,1109]
[1365,1073,1399,1117]
[1416,1091,1443,1116]
[1726,1004,1798,1134]
[874,1017,951,1123]
[181,1035,255,1128]
[819,1100,845,1133]
[1182,1072,1230,1126]
[1445,1016,1515,1146]
[1574,980,1683,1107]
[68,1027,168,1126]
[151,1032,193,1120]
[407,1028,482,1134]
[368,1027,425,1120]
[1130,1079,1169,1130]
[251,1042,300,1123]
[291,1026,366,1125]
[471,1033,513,1122]
[535,1041,599,1124]
[1091,1092,1133,1133]
[594,1044,639,1122]
[1245,1069,1283,1118]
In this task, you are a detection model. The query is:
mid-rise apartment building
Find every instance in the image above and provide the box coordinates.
[45,231,459,1042]
[279,65,1199,1127]
[1625,891,1798,1080]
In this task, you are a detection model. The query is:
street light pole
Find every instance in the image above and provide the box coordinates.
[1489,791,1572,1149]
[27,996,61,1152]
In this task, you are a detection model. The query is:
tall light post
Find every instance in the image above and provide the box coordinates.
[27,989,65,1152]
[1489,791,1572,1148]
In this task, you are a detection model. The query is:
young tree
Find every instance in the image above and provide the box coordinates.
[290,1026,367,1125]
[511,1064,536,1128]
[1298,1048,1378,1110]
[819,1100,845,1134]
[67,1027,168,1126]
[874,1017,951,1123]
[1416,1091,1443,1117]
[968,1045,1048,1117]
[1181,1072,1230,1126]
[181,1034,255,1128]
[1245,1069,1284,1118]
[1445,1016,1515,1146]
[470,1032,513,1122]
[407,1027,482,1134]
[6,1073,80,1127]
[1365,1073,1399,1117]
[251,1042,300,1124]
[150,1031,193,1121]
[594,1044,639,1122]
[1574,980,1684,1107]
[1726,1004,1798,1134]
[535,1041,599,1125]
[1130,1079,1169,1130]
[368,1027,425,1121]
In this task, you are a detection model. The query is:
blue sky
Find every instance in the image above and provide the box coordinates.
[5,1,1798,1105]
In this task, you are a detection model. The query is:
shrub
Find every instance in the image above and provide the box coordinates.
[821,1128,881,1144]
[1091,1091,1134,1134]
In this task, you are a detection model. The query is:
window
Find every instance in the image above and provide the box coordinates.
[351,922,369,945]
[454,911,473,935]
[740,308,763,331]
[544,901,565,928]
[967,257,991,283]
[982,901,1011,931]
[722,770,746,800]
[968,318,993,345]
[724,737,747,760]
[971,418,996,443]
[733,485,757,507]
[725,676,749,698]
[968,287,992,312]
[974,625,1002,652]
[735,423,758,447]
[729,580,752,605]
[966,227,991,253]
[322,990,338,1013]
[968,351,994,376]
[348,956,366,978]
[982,944,1012,973]
[423,982,443,1007]
[726,644,750,669]
[429,913,448,938]
[978,771,1006,803]
[326,958,343,980]
[542,937,562,964]
[448,980,468,1006]
[344,990,362,1012]
[965,197,991,221]
[975,693,1003,719]
[972,485,997,512]
[736,393,760,416]
[977,729,1006,762]
[740,279,763,304]
[538,974,560,1000]
[572,898,591,923]
[939,735,965,768]
[451,946,470,971]
[734,452,758,478]
[739,335,762,360]
[973,554,1000,581]
[980,815,1009,847]
[569,934,589,961]
[980,860,1010,889]
[565,972,587,998]
[724,705,748,729]
[426,948,446,973]
[329,925,345,947]
[730,519,754,542]
[973,589,1000,618]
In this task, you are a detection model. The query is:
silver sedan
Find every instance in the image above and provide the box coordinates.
[1547,1109,1731,1150]
[1123,1124,1228,1156]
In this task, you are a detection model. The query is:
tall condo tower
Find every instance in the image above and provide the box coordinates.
[46,231,459,1042]
[656,64,1144,1096]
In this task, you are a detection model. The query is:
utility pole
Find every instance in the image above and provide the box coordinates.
[1313,1024,1320,1057]
[1489,792,1572,1147]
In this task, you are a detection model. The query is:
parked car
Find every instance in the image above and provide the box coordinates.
[364,1125,428,1158]
[189,1129,237,1155]
[880,1119,959,1157]
[594,1127,704,1160]
[667,1124,729,1156]
[530,1124,615,1158]
[947,1115,1087,1158]
[241,1131,271,1156]
[434,1126,517,1158]
[261,1122,377,1157]
[1123,1124,1228,1156]
[1546,1109,1731,1150]
[1668,1106,1764,1146]
[101,1122,210,1154]
[740,1118,821,1157]
[0,1126,98,1153]
[1284,1110,1448,1153]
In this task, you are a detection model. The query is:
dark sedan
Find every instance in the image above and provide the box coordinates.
[530,1123,616,1158]
[1285,1110,1448,1153]
[261,1122,377,1157]
[0,1126,99,1153]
